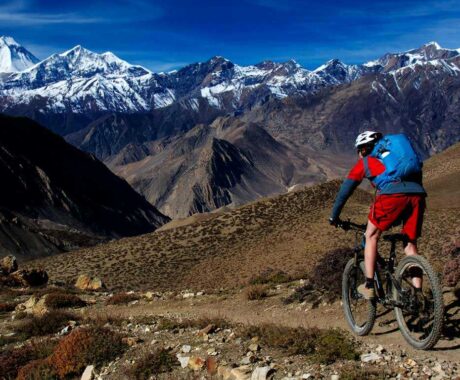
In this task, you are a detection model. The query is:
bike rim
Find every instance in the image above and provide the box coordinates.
[396,262,437,344]
[346,266,370,331]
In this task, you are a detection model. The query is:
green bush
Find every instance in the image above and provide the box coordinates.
[313,329,359,364]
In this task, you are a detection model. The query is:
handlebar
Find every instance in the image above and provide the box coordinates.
[335,219,367,232]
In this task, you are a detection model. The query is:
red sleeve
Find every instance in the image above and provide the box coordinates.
[347,159,365,181]
[347,157,385,181]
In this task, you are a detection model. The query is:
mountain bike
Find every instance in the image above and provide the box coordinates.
[337,220,444,350]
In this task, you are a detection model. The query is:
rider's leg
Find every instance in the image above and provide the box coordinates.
[404,240,422,288]
[364,220,382,280]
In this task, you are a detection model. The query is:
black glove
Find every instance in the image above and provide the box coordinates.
[329,217,340,227]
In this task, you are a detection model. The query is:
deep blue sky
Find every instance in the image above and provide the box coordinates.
[1,0,460,72]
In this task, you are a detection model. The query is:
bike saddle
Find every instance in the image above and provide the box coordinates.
[382,233,407,243]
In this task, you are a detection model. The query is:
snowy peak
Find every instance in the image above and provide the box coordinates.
[0,36,39,72]
[366,41,460,72]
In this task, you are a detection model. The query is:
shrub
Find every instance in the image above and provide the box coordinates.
[0,338,57,379]
[17,359,58,380]
[245,285,269,300]
[15,311,77,338]
[106,292,139,305]
[157,316,231,331]
[240,324,359,363]
[443,239,460,287]
[339,363,386,380]
[310,247,354,296]
[312,329,359,364]
[0,301,18,313]
[44,292,86,309]
[128,348,177,379]
[249,268,292,285]
[50,327,126,378]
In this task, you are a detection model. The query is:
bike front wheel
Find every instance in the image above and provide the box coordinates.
[342,258,376,336]
[393,255,444,350]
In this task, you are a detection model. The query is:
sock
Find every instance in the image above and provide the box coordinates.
[365,277,374,289]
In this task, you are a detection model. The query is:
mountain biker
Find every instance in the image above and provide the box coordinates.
[329,131,426,299]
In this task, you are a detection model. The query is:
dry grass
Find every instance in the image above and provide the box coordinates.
[25,176,459,292]
[44,292,86,309]
[157,316,231,331]
[239,324,359,363]
[106,292,139,305]
[127,348,177,379]
[245,284,269,300]
[15,311,78,338]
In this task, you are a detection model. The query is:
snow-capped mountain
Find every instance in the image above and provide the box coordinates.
[0,37,459,115]
[0,36,39,72]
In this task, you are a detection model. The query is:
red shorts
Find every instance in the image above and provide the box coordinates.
[368,194,425,242]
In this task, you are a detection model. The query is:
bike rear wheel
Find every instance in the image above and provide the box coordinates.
[342,258,376,336]
[393,255,444,350]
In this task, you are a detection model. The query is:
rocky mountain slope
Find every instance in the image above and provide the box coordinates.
[2,38,460,218]
[0,114,169,261]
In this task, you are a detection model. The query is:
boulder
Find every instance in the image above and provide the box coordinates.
[15,294,50,316]
[81,365,94,380]
[9,269,48,287]
[75,274,104,291]
[1,255,18,274]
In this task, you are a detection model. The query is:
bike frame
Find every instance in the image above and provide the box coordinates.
[350,226,405,309]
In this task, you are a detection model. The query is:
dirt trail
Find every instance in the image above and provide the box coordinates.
[101,288,460,364]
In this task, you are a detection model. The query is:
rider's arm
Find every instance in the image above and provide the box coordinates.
[330,159,365,221]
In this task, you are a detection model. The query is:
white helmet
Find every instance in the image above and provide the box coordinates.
[355,131,382,148]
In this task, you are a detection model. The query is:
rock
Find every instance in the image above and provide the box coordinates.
[177,354,190,368]
[218,366,233,380]
[230,365,252,380]
[9,269,48,287]
[122,337,141,346]
[182,344,192,353]
[88,277,104,290]
[405,358,417,367]
[183,292,195,298]
[1,255,18,274]
[81,365,94,380]
[75,274,91,290]
[331,375,339,380]
[198,324,216,335]
[249,343,260,352]
[360,352,382,363]
[206,357,218,375]
[375,345,386,353]
[251,366,274,380]
[16,294,49,316]
[188,356,205,371]
[59,325,72,335]
[75,274,104,291]
[144,291,154,300]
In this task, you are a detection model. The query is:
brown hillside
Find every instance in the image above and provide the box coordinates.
[28,180,456,291]
[423,141,460,209]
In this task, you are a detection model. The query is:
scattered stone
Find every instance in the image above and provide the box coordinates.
[405,358,417,367]
[331,375,339,380]
[1,255,17,274]
[361,352,382,363]
[144,291,154,300]
[188,356,205,371]
[182,344,192,353]
[59,325,72,335]
[122,337,141,346]
[249,343,260,352]
[251,366,274,380]
[230,365,252,380]
[81,365,94,380]
[182,292,195,299]
[199,323,216,335]
[176,354,190,368]
[375,345,386,353]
